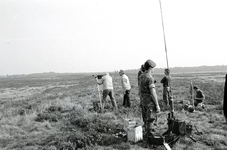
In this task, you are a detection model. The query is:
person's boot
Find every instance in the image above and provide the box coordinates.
[146,118,155,144]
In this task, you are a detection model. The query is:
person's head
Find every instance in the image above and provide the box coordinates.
[144,59,156,72]
[141,65,145,72]
[105,72,109,76]
[119,70,124,76]
[193,86,198,90]
[164,68,170,75]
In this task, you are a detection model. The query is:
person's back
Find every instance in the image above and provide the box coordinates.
[101,74,113,90]
[121,74,131,90]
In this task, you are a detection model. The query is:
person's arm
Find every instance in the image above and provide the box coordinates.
[149,84,160,112]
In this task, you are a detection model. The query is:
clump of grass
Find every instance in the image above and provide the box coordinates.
[35,113,58,122]
[47,106,62,113]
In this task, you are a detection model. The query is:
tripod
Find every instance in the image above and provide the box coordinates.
[92,77,103,113]
[162,113,196,147]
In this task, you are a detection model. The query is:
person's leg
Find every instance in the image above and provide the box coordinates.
[163,87,168,110]
[109,89,118,110]
[141,105,147,126]
[145,104,156,143]
[102,89,109,110]
[123,93,126,107]
[195,99,203,107]
[125,90,131,107]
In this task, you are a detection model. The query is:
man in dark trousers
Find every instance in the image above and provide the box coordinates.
[119,70,131,107]
[224,74,227,123]
[160,68,171,111]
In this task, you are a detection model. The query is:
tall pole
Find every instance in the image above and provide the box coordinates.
[159,0,174,113]
[159,0,169,69]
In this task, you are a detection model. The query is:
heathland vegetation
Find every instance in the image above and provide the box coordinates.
[0,68,226,150]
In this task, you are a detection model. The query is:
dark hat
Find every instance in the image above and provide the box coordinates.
[119,70,124,74]
[193,86,198,89]
[144,59,156,69]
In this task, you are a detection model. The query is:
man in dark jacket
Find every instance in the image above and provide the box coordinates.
[160,68,171,111]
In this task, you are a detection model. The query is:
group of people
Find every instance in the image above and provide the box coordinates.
[95,70,131,111]
[95,59,206,142]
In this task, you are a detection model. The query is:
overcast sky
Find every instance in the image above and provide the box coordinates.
[0,0,226,75]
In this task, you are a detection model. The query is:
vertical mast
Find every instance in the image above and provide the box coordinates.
[159,0,169,69]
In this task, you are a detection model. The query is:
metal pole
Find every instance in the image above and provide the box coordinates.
[159,0,174,113]
[159,0,169,69]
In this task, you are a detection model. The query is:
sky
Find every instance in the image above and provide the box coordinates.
[0,0,226,75]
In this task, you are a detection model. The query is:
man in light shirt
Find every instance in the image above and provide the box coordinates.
[119,70,131,108]
[96,72,118,111]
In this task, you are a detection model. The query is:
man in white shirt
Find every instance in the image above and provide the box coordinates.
[96,72,118,111]
[119,70,131,107]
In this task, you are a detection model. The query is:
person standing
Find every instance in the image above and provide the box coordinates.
[119,70,131,108]
[160,68,171,111]
[138,64,145,81]
[138,64,145,105]
[138,59,160,142]
[193,86,205,108]
[96,72,118,111]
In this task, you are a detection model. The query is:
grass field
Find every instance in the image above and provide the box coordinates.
[0,71,226,150]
